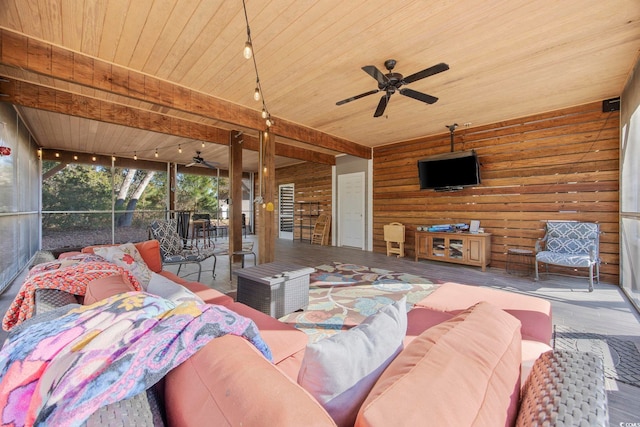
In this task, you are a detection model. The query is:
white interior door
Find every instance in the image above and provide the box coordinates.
[338,172,365,249]
[278,184,294,239]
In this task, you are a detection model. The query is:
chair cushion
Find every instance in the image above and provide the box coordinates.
[165,335,335,427]
[150,220,184,257]
[356,302,522,427]
[536,251,593,268]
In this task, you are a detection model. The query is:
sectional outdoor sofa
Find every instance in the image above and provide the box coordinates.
[0,239,608,426]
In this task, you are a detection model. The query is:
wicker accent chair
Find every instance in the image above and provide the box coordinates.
[534,222,600,292]
[149,219,217,281]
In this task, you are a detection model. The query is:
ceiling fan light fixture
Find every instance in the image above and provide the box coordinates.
[243,40,253,59]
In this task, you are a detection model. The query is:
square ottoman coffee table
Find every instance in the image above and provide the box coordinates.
[233,262,315,318]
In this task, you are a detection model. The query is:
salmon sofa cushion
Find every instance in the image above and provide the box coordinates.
[415,282,552,344]
[83,273,136,305]
[356,301,522,427]
[165,334,336,427]
[227,302,309,366]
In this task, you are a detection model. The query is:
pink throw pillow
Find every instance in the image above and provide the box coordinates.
[83,273,136,305]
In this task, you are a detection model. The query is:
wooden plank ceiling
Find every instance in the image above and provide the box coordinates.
[0,0,639,172]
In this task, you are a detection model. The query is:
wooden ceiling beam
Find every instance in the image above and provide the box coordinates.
[1,78,230,144]
[0,28,370,159]
[0,77,336,165]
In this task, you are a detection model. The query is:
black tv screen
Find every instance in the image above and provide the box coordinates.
[418,151,481,190]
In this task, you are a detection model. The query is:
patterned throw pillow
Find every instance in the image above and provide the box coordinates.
[94,243,152,290]
[150,220,184,257]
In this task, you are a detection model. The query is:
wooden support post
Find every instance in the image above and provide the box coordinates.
[258,130,276,264]
[169,163,176,215]
[229,131,243,259]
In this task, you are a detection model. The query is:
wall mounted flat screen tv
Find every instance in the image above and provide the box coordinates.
[418,150,481,191]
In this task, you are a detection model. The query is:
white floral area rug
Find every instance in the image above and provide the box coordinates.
[278,262,439,343]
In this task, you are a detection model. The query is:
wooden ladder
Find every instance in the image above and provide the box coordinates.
[311,214,331,245]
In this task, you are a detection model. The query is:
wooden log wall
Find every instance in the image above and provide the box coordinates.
[373,101,620,284]
[276,162,333,243]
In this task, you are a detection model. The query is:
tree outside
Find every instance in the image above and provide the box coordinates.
[41,161,229,249]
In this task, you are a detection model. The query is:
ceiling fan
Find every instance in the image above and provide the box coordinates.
[336,59,449,117]
[186,151,219,169]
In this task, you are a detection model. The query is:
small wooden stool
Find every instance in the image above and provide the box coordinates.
[383,222,405,258]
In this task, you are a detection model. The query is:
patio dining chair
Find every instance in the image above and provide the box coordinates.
[149,219,217,281]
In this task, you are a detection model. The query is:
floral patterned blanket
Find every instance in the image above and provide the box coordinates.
[0,292,272,427]
[2,254,143,331]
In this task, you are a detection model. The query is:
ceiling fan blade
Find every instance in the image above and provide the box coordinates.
[402,62,449,84]
[202,160,219,170]
[400,88,438,104]
[336,89,380,106]
[373,95,389,117]
[185,161,197,167]
[362,66,389,85]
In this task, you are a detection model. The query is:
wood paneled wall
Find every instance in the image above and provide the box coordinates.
[373,101,620,284]
[276,162,333,242]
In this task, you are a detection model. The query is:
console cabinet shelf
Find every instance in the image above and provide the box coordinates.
[415,231,491,271]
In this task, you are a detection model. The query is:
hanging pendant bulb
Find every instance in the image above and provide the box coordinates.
[155,149,159,158]
[178,145,182,154]
[134,152,137,160]
[243,41,253,59]
[261,108,268,119]
[201,141,205,148]
[253,87,261,101]
[266,117,272,127]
